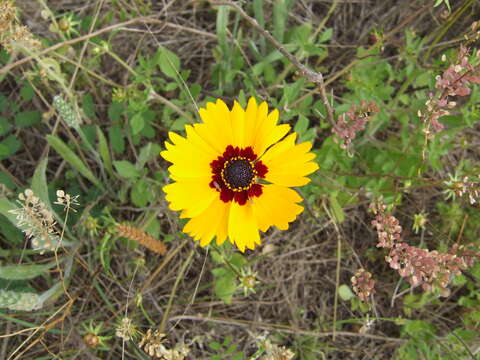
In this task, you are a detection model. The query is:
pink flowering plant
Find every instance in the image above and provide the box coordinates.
[369,199,480,297]
[421,46,480,135]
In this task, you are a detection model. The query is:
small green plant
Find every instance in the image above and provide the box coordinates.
[208,335,244,360]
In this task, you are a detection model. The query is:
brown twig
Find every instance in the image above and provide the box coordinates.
[209,0,335,125]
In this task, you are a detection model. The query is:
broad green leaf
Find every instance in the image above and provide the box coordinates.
[214,273,236,304]
[338,284,354,301]
[82,93,97,120]
[318,28,333,43]
[0,198,22,225]
[0,117,11,136]
[294,115,309,135]
[0,289,41,311]
[15,111,41,127]
[108,102,123,123]
[0,261,57,280]
[46,135,104,191]
[0,135,21,160]
[137,143,161,169]
[230,253,246,269]
[209,342,222,351]
[108,125,125,155]
[113,160,140,179]
[131,178,149,207]
[157,47,181,79]
[137,143,153,169]
[130,113,144,135]
[20,83,35,101]
[0,215,23,245]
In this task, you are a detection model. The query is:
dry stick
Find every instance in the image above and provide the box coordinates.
[211,0,335,126]
[168,315,405,343]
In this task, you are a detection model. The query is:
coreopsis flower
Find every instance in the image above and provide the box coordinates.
[161,97,318,252]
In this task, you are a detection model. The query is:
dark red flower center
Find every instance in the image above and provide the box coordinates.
[222,158,255,191]
[210,145,268,206]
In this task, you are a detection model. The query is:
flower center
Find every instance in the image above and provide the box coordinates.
[221,157,256,192]
[209,145,268,205]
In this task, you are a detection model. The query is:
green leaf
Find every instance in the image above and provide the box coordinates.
[157,47,180,79]
[131,178,149,207]
[46,135,104,191]
[82,93,97,120]
[329,194,345,223]
[137,142,159,169]
[294,115,309,135]
[0,262,57,280]
[108,125,125,155]
[99,233,114,276]
[0,198,23,225]
[273,0,287,43]
[31,158,50,209]
[338,284,355,301]
[223,335,233,346]
[209,341,222,351]
[96,126,114,176]
[0,117,12,136]
[230,253,246,269]
[214,273,236,304]
[0,135,21,160]
[318,28,333,43]
[113,160,140,179]
[14,111,41,127]
[216,5,230,52]
[108,102,123,123]
[0,289,42,311]
[20,83,35,101]
[0,215,23,245]
[130,113,144,135]
[232,353,244,360]
[226,344,237,354]
[31,158,59,223]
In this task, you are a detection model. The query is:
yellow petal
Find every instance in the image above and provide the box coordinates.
[262,133,319,187]
[196,99,233,153]
[228,202,260,252]
[252,104,291,156]
[163,178,217,218]
[231,101,245,147]
[160,129,215,180]
[183,199,230,247]
[253,184,304,232]
[243,97,258,148]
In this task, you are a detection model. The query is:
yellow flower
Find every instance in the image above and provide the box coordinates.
[161,97,318,252]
